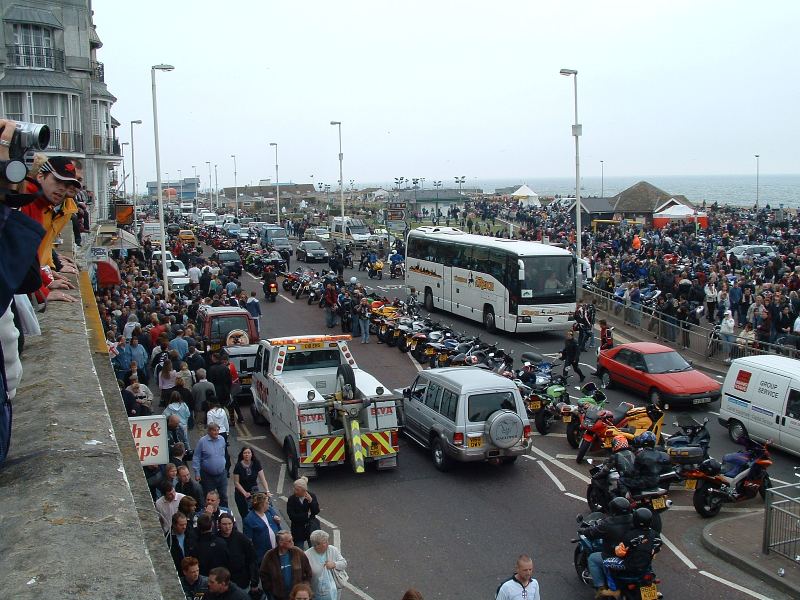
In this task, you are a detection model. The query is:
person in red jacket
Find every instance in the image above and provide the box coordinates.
[599,319,614,351]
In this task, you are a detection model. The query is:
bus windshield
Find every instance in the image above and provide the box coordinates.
[517,255,576,303]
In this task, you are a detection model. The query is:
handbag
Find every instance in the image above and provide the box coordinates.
[305,516,321,539]
[327,550,349,589]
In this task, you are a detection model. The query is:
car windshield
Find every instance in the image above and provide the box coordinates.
[349,226,369,235]
[515,255,576,303]
[283,349,341,371]
[168,260,186,272]
[304,242,323,249]
[218,251,239,261]
[467,391,517,422]
[209,315,249,343]
[643,351,691,374]
[272,237,290,246]
[314,228,328,234]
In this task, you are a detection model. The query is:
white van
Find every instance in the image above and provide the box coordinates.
[718,355,800,457]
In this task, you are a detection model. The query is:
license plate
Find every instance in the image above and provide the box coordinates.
[651,496,667,510]
[241,376,251,384]
[380,326,387,334]
[393,330,401,337]
[410,341,417,350]
[425,348,435,355]
[684,479,697,490]
[468,436,482,448]
[528,401,541,411]
[562,415,572,423]
[693,397,711,404]
[370,442,380,456]
[640,584,658,600]
[301,342,323,350]
[439,354,449,361]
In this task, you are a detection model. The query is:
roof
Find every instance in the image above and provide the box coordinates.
[512,184,538,198]
[0,69,80,92]
[90,81,117,102]
[568,197,615,213]
[196,305,250,317]
[423,367,517,394]
[399,189,463,202]
[612,181,693,214]
[409,226,573,257]
[616,342,676,354]
[730,355,800,372]
[4,5,62,28]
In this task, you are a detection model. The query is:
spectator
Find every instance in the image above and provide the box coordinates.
[158,360,178,407]
[167,414,190,460]
[126,379,153,415]
[233,446,271,522]
[259,531,313,600]
[192,368,216,426]
[287,477,320,550]
[208,352,233,422]
[193,423,229,507]
[170,327,189,360]
[178,495,200,527]
[401,591,424,600]
[495,554,541,600]
[155,481,185,534]
[216,514,260,595]
[245,290,262,334]
[169,511,197,571]
[194,513,231,576]
[186,342,206,374]
[180,557,209,600]
[203,490,234,531]
[163,390,191,444]
[206,566,251,600]
[176,465,205,508]
[559,330,585,383]
[305,529,347,600]
[289,583,314,600]
[244,492,282,564]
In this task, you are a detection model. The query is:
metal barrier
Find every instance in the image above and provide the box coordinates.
[582,286,800,364]
[763,482,800,561]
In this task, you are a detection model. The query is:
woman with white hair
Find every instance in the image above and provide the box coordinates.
[305,529,347,600]
[287,476,319,549]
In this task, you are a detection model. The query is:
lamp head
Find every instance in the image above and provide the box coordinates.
[330,120,341,126]
[270,142,277,147]
[152,64,174,72]
[560,68,577,76]
[131,119,142,125]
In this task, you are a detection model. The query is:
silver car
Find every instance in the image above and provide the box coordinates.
[401,367,532,471]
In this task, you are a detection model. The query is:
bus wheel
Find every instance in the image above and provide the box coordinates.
[424,289,434,312]
[484,307,496,333]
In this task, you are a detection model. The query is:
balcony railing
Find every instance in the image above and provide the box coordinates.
[91,60,104,82]
[91,135,121,156]
[47,129,83,153]
[6,44,64,71]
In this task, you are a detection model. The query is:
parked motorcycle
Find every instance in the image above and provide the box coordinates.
[564,383,609,448]
[531,372,570,435]
[575,402,664,464]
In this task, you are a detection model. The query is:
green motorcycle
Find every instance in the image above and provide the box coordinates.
[532,375,571,435]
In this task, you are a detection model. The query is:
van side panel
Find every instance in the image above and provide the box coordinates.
[721,364,792,442]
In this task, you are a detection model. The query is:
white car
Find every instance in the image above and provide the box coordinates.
[165,259,190,291]
[369,228,390,245]
[308,227,331,242]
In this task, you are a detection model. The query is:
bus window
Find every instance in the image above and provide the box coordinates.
[439,241,457,264]
[472,246,489,274]
[489,250,507,285]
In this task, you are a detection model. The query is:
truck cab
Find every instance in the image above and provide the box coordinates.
[196,305,260,395]
[250,334,400,478]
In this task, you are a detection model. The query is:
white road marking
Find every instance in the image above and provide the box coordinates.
[522,455,537,462]
[716,375,724,379]
[341,580,378,600]
[538,461,566,492]
[667,505,763,513]
[555,454,577,460]
[407,353,423,372]
[250,445,284,464]
[334,528,342,551]
[531,432,567,438]
[521,342,539,349]
[247,272,259,280]
[280,294,295,304]
[277,462,286,493]
[237,435,267,441]
[699,570,774,600]
[529,444,591,484]
[564,492,584,502]
[317,515,338,529]
[660,533,696,570]
[771,477,791,485]
[708,410,719,416]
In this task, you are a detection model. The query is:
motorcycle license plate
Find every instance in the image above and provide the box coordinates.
[393,330,401,337]
[684,479,698,490]
[528,401,541,411]
[468,436,483,448]
[651,497,667,510]
[439,354,449,362]
[562,415,572,423]
[241,376,252,384]
[425,348,435,355]
[380,327,387,334]
[410,341,417,350]
[640,584,658,600]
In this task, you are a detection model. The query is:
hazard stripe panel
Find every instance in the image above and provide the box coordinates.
[301,436,345,464]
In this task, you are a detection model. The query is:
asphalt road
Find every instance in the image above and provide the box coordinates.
[199,240,797,600]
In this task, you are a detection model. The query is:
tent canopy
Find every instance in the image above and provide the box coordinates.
[512,184,538,198]
[658,203,695,216]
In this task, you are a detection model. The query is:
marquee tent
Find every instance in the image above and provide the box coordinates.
[511,184,539,206]
[653,203,708,229]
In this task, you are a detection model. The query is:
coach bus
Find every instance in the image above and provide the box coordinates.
[405,226,576,333]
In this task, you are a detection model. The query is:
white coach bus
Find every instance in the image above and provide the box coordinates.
[404,227,576,333]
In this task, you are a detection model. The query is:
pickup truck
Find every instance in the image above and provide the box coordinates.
[250,334,400,478]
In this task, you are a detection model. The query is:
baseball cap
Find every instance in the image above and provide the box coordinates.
[40,157,81,188]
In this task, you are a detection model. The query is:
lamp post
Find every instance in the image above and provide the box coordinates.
[455,175,466,196]
[433,180,442,225]
[755,154,760,208]
[178,169,182,202]
[192,165,197,201]
[151,63,174,298]
[230,154,238,218]
[600,160,604,199]
[330,121,345,242]
[214,164,219,209]
[560,67,582,293]
[270,142,280,225]
[130,119,142,229]
[205,161,211,208]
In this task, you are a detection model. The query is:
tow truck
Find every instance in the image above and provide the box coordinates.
[196,304,260,397]
[250,334,400,478]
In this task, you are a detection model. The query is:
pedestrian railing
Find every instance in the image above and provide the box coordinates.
[582,286,800,365]
[763,482,800,562]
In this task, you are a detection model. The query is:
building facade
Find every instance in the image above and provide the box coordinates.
[0,0,120,219]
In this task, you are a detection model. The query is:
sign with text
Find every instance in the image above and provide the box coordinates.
[129,415,168,465]
[90,246,110,261]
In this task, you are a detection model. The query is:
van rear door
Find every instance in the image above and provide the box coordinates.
[779,388,800,455]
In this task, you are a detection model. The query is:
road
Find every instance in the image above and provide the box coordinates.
[199,240,797,600]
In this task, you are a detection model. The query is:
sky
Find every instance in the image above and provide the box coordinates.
[92,0,800,191]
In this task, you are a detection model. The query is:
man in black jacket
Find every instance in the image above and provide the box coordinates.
[560,331,585,382]
[192,513,231,576]
[207,352,232,411]
[580,497,634,597]
[217,514,260,596]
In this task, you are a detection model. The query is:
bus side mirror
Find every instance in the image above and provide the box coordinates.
[518,259,525,282]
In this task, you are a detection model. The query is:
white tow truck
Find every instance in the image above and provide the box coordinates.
[250,334,401,478]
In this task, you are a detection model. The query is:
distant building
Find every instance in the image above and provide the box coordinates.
[611,181,694,220]
[566,196,616,221]
[145,177,201,199]
[222,183,315,198]
[0,0,121,218]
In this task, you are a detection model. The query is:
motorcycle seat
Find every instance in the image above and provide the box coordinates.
[637,488,667,498]
[521,351,547,365]
[612,404,629,423]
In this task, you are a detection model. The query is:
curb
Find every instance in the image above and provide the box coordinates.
[700,513,800,597]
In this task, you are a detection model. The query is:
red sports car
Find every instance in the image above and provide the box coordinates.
[596,342,721,407]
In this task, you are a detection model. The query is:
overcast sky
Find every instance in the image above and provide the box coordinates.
[93,0,799,191]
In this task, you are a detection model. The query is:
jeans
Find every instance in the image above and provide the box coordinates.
[200,470,228,508]
[588,551,606,587]
[359,317,370,343]
[325,306,338,328]
[578,327,590,351]
[351,316,360,337]
[603,557,626,591]
[631,303,642,326]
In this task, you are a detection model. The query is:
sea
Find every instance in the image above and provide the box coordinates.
[369,174,800,208]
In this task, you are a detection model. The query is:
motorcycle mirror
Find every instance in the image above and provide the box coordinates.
[672,422,679,427]
[576,514,584,523]
[586,458,594,465]
[703,417,708,424]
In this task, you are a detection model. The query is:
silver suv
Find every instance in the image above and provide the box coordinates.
[401,367,532,470]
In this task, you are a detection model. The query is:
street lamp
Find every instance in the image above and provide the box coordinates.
[600,160,604,199]
[214,164,219,209]
[455,175,466,196]
[178,169,182,202]
[330,121,345,242]
[270,142,280,225]
[230,154,238,218]
[130,119,142,229]
[755,154,760,208]
[192,165,197,201]
[151,63,174,298]
[560,67,582,293]
[433,180,442,225]
[205,161,212,209]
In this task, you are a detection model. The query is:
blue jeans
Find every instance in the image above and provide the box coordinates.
[200,470,228,508]
[325,306,338,328]
[351,316,360,337]
[359,317,370,342]
[588,552,606,587]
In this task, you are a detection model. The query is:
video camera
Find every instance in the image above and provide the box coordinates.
[0,121,49,184]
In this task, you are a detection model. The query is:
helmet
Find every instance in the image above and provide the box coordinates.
[633,507,653,528]
[609,497,631,516]
[635,431,657,448]
[611,435,629,452]
[350,277,357,285]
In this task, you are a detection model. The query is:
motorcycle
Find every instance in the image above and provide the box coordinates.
[575,402,665,464]
[263,279,279,302]
[390,260,405,279]
[368,259,384,280]
[573,514,662,599]
[692,434,773,518]
[564,383,609,448]
[531,371,570,435]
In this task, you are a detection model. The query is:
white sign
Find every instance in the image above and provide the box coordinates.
[90,246,109,261]
[128,415,169,465]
